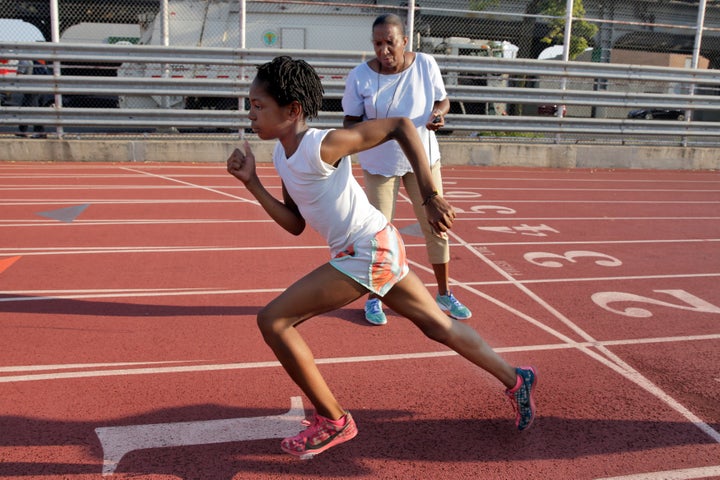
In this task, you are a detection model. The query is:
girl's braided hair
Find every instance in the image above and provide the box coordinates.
[255,56,324,120]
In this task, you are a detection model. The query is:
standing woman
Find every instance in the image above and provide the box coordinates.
[343,13,471,325]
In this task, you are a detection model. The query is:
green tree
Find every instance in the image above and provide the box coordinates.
[469,0,598,60]
[537,0,598,59]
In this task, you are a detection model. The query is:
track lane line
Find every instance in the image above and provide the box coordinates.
[595,466,720,480]
[121,166,261,206]
[443,229,720,443]
[3,333,719,383]
[1,273,719,300]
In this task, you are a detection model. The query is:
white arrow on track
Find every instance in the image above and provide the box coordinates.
[95,396,305,475]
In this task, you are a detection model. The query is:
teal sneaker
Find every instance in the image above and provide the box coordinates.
[435,291,472,320]
[505,366,538,431]
[364,298,387,325]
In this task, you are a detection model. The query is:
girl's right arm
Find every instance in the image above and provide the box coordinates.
[322,118,455,234]
[227,141,306,236]
[343,115,363,128]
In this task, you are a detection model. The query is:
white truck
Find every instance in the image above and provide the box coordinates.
[418,36,518,115]
[0,20,46,107]
[118,0,377,109]
[117,0,517,114]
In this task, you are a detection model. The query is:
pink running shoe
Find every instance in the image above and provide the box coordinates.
[281,411,358,459]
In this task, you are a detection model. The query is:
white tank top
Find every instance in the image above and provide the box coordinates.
[272,129,388,257]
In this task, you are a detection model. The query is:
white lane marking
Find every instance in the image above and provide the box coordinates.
[0,183,709,190]
[515,273,720,284]
[2,334,719,383]
[1,199,718,207]
[595,466,720,479]
[0,288,282,302]
[472,217,720,221]
[5,183,720,192]
[0,244,320,257]
[0,199,242,205]
[1,185,236,190]
[1,272,719,301]
[0,219,271,227]
[0,360,283,382]
[95,396,305,476]
[449,187,720,192]
[0,241,717,262]
[0,287,212,294]
[121,166,260,206]
[444,230,720,444]
[470,238,720,246]
[2,166,718,182]
[3,214,718,226]
[0,360,204,373]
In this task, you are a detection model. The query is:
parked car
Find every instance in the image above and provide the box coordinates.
[627,108,686,120]
[538,104,566,117]
[0,91,54,108]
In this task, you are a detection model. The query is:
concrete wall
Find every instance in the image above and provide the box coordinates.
[1,137,717,171]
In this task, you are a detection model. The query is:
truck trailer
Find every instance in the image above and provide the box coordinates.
[117,0,516,114]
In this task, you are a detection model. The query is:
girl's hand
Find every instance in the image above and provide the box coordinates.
[424,195,455,236]
[226,140,256,184]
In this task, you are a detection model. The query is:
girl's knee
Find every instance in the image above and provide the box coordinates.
[257,307,282,342]
[418,319,452,344]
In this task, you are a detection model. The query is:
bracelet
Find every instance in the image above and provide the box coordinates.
[422,190,439,206]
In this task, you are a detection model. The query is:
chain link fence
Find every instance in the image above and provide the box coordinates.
[1,0,719,129]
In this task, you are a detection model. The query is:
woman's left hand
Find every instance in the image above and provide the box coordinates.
[426,110,444,131]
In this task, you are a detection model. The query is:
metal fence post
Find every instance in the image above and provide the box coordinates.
[407,0,415,52]
[238,0,246,137]
[161,0,170,111]
[556,0,575,143]
[49,0,63,136]
[689,0,707,119]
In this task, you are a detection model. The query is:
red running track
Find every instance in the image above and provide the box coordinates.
[0,161,719,480]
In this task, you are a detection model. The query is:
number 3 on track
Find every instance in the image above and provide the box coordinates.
[523,250,622,268]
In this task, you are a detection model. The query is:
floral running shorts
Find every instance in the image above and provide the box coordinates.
[329,223,409,296]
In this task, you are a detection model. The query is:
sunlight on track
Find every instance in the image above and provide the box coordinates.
[596,465,720,479]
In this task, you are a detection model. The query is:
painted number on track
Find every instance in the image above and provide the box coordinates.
[468,205,517,215]
[478,224,560,236]
[591,289,720,318]
[524,250,623,268]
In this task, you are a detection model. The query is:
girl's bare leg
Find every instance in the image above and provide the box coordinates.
[257,263,367,420]
[382,270,517,388]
